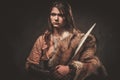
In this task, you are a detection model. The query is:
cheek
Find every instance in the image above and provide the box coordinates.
[60,18,65,24]
[50,16,53,22]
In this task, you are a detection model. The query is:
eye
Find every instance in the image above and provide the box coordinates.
[50,13,56,16]
[58,14,64,17]
[50,13,64,17]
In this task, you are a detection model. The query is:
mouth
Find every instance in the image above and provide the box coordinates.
[53,22,60,25]
[52,23,61,27]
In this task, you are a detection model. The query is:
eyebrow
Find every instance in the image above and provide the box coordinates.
[50,13,64,17]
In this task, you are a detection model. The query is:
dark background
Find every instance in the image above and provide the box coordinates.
[1,0,120,80]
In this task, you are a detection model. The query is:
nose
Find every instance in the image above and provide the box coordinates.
[54,15,59,21]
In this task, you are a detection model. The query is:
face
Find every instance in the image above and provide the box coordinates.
[50,7,65,28]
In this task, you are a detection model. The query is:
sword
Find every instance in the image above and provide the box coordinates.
[71,23,96,80]
[71,23,96,61]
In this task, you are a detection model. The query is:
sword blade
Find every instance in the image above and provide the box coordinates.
[73,23,96,59]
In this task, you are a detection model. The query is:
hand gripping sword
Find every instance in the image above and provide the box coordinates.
[72,23,96,80]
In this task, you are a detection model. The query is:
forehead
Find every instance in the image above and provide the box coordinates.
[51,7,60,13]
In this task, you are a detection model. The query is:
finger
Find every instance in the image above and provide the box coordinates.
[55,65,61,69]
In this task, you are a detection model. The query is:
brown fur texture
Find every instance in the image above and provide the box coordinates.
[26,29,107,80]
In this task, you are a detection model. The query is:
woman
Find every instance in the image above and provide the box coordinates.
[25,1,107,80]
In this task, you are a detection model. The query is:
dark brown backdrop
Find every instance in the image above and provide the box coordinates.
[1,0,119,80]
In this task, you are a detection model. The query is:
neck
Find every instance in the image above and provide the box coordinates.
[53,27,64,36]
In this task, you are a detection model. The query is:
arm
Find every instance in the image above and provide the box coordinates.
[25,35,45,71]
[69,34,101,80]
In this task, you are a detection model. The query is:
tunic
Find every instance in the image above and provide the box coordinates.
[26,28,107,80]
